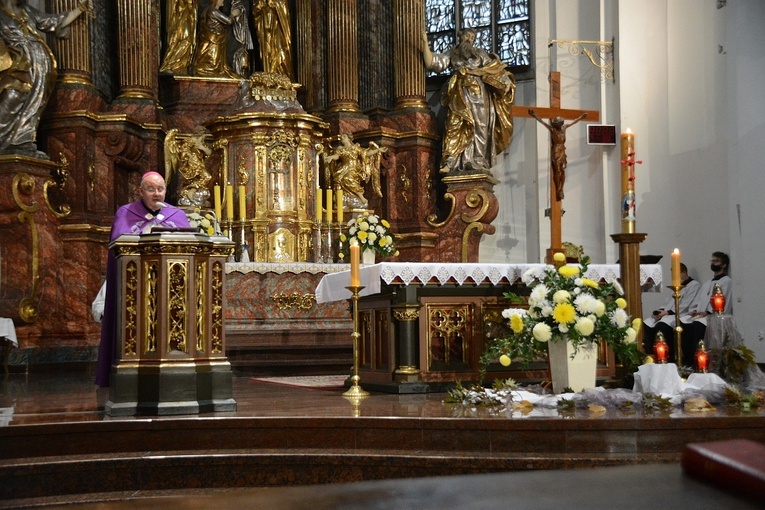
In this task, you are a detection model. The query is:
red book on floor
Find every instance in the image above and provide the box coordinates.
[682,439,765,499]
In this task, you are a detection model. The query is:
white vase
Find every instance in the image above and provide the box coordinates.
[362,249,376,265]
[547,339,598,393]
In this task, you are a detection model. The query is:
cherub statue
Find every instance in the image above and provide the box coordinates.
[323,133,387,210]
[164,127,213,207]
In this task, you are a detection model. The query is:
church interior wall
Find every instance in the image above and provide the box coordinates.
[724,0,765,362]
[481,0,765,364]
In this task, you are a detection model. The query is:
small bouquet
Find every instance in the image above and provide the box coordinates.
[186,209,221,236]
[339,211,397,259]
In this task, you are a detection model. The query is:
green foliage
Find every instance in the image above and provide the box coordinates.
[641,393,672,411]
[714,339,757,385]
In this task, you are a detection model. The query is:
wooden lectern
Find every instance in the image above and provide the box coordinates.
[106,232,236,416]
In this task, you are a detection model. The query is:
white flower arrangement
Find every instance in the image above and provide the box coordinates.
[186,209,221,236]
[339,211,397,258]
[483,253,642,373]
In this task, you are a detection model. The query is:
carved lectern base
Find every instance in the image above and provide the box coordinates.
[105,360,236,416]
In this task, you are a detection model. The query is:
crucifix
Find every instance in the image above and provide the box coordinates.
[511,71,599,263]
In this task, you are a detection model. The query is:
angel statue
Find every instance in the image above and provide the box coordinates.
[323,133,387,210]
[164,127,213,207]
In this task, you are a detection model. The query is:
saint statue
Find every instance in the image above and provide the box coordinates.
[159,0,197,75]
[191,0,240,79]
[0,0,93,156]
[323,133,387,210]
[252,0,294,79]
[421,29,516,174]
[164,127,213,207]
[231,0,253,77]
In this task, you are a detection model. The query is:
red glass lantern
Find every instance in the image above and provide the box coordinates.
[710,283,726,315]
[653,332,669,363]
[695,340,709,373]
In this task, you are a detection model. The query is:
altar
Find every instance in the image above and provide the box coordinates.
[224,262,355,375]
[316,262,662,392]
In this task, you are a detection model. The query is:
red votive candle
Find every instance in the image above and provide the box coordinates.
[653,333,669,364]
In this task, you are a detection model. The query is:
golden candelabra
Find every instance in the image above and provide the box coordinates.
[670,284,684,365]
[343,285,369,398]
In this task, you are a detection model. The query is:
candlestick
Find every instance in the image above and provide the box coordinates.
[337,189,344,224]
[225,184,234,221]
[671,248,681,287]
[350,244,360,286]
[670,284,684,364]
[326,189,333,224]
[214,185,222,221]
[343,284,369,398]
[238,185,246,220]
[316,187,323,223]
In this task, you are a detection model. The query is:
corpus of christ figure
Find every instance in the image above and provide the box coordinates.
[528,109,587,201]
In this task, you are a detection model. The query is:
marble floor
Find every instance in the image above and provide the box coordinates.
[2,370,765,509]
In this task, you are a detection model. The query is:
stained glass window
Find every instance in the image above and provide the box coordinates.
[425,0,531,77]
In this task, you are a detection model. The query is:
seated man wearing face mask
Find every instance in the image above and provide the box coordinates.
[95,172,191,387]
[677,251,732,367]
[643,262,701,361]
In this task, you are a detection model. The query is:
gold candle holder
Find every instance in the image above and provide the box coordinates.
[224,219,234,241]
[344,285,369,398]
[669,284,684,365]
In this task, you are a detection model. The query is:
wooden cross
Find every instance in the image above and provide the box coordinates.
[511,72,600,263]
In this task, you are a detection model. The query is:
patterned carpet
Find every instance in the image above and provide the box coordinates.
[250,374,348,389]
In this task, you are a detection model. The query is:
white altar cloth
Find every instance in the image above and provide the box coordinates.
[315,262,662,304]
[226,262,349,275]
[0,318,17,347]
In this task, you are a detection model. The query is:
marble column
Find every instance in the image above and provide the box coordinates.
[393,0,428,110]
[116,0,158,100]
[326,0,361,114]
[51,0,92,86]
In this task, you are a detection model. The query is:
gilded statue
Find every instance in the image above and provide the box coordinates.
[528,110,587,201]
[164,127,213,207]
[252,0,293,79]
[323,133,387,210]
[0,0,93,156]
[191,0,240,79]
[159,0,197,75]
[421,28,516,174]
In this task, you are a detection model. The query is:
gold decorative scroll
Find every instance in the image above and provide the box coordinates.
[167,260,188,352]
[12,173,40,323]
[124,261,138,356]
[549,39,615,82]
[43,154,72,219]
[425,192,456,228]
[392,307,420,322]
[211,261,224,353]
[196,261,207,353]
[461,222,485,263]
[271,292,316,311]
[144,261,158,353]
